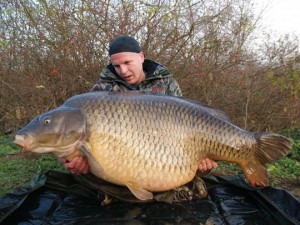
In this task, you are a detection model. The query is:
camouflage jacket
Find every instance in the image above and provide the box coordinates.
[91,59,182,97]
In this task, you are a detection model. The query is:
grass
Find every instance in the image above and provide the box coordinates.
[0,130,299,198]
[0,135,65,196]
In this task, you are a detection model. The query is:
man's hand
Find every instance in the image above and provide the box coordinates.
[198,158,218,174]
[58,156,90,174]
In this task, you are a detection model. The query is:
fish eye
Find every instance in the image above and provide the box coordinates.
[44,119,51,125]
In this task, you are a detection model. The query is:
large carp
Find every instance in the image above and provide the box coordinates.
[14,92,291,200]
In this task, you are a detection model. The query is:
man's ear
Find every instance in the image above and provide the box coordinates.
[139,52,145,63]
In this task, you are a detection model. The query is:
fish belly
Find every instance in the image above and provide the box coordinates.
[87,125,199,192]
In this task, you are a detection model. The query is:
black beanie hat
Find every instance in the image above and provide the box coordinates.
[109,36,141,56]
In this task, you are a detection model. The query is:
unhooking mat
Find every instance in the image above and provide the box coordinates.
[0,170,299,225]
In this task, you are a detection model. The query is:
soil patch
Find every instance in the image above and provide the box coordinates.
[211,171,300,201]
[276,177,300,200]
[4,152,40,160]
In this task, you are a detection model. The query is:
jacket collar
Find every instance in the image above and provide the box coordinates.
[102,59,171,82]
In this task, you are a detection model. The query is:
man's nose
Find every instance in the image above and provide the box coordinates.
[119,65,127,74]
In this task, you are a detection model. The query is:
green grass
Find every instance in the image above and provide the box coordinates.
[0,129,299,197]
[0,135,65,196]
[0,135,19,156]
[213,157,300,183]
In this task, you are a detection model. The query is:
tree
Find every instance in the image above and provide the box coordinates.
[0,0,299,133]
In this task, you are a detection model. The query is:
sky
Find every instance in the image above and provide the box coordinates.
[254,0,300,38]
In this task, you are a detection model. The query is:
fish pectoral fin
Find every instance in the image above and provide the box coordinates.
[126,184,153,201]
[80,144,106,179]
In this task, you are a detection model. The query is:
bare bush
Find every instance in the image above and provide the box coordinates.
[0,0,299,133]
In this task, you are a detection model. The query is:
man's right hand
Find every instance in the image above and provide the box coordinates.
[58,156,90,174]
[198,158,218,175]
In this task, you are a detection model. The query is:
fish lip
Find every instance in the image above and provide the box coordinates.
[14,134,25,146]
[14,133,34,152]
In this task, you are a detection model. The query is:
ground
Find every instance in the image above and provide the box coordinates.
[275,177,300,200]
[210,170,300,201]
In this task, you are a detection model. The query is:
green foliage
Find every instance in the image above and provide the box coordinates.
[0,158,39,196]
[0,135,65,196]
[274,129,299,185]
[281,128,300,160]
[213,162,242,175]
[0,135,19,156]
[37,154,64,172]
[268,158,300,179]
[267,64,300,98]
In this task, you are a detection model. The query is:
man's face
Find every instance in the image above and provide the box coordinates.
[110,52,145,85]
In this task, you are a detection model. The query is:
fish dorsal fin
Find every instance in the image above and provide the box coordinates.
[81,144,106,179]
[205,107,230,122]
[185,98,230,122]
[126,184,153,200]
[112,91,230,122]
[159,94,230,122]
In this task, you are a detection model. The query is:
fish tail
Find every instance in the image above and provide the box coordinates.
[241,133,291,186]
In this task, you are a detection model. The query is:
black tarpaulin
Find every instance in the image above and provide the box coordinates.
[0,170,299,225]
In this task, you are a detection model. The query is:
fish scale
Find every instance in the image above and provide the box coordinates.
[14,91,292,201]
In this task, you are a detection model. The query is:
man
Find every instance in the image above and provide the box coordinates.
[60,36,217,201]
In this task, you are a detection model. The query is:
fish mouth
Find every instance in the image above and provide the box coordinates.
[14,134,34,153]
